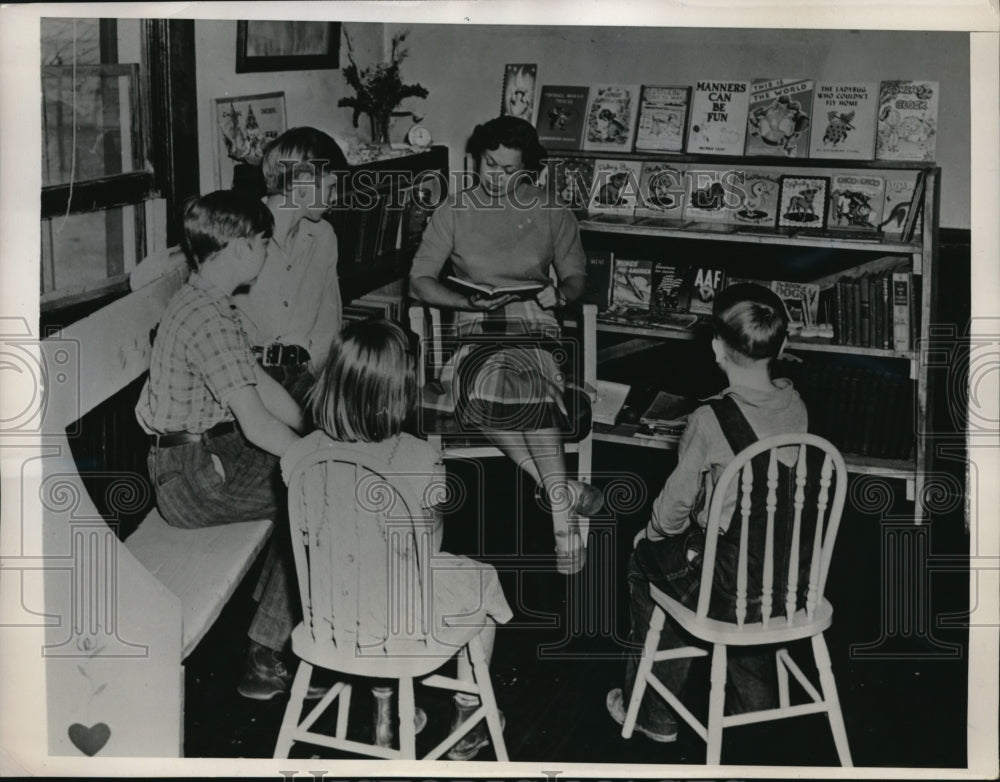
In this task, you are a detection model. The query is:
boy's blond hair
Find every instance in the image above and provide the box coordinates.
[712,283,789,365]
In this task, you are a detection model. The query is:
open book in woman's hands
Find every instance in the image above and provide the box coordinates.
[446,275,546,299]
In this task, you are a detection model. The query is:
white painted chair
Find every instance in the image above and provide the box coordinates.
[273,445,507,760]
[622,433,852,766]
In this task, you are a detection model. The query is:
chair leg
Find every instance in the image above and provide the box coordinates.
[812,633,853,766]
[469,635,508,761]
[336,683,351,740]
[776,648,790,708]
[273,660,312,758]
[705,644,727,765]
[398,677,417,759]
[622,605,665,738]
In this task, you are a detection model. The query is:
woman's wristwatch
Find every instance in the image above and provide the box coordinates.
[554,285,567,308]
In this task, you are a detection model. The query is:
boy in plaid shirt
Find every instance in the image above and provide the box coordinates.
[136,190,309,700]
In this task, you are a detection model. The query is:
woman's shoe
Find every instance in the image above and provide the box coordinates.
[570,479,605,516]
[554,528,587,575]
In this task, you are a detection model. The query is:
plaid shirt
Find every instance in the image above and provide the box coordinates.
[136,278,258,435]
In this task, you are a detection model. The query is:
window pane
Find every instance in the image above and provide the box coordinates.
[40,206,136,297]
[42,66,138,186]
[40,18,102,66]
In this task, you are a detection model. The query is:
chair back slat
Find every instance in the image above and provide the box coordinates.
[287,446,432,656]
[735,463,753,626]
[785,444,808,623]
[807,453,835,616]
[761,449,779,626]
[697,434,847,628]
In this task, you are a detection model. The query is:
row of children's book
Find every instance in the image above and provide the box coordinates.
[537,80,938,162]
[551,158,926,240]
[587,251,918,352]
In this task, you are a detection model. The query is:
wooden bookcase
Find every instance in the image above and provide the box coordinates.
[568,152,939,520]
[326,144,449,304]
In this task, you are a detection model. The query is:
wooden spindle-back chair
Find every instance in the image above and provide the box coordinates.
[274,445,507,760]
[622,433,852,765]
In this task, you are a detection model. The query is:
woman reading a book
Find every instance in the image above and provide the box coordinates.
[409,115,604,574]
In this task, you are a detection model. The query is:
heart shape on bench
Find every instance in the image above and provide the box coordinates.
[68,722,111,756]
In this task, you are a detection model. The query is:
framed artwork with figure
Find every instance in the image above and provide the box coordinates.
[236,20,341,73]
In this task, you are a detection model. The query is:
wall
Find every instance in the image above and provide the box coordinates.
[194,20,384,193]
[387,25,971,228]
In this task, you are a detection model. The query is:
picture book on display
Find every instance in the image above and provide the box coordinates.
[649,262,689,318]
[446,276,545,299]
[732,169,781,227]
[635,162,686,221]
[809,82,879,159]
[686,80,751,155]
[583,249,614,310]
[745,78,813,157]
[777,175,830,229]
[583,85,641,153]
[608,258,653,316]
[880,169,921,239]
[550,156,595,213]
[875,80,938,162]
[501,64,537,123]
[771,280,821,333]
[829,173,885,232]
[588,159,643,217]
[535,86,589,150]
[683,168,740,224]
[634,86,690,153]
[683,266,726,316]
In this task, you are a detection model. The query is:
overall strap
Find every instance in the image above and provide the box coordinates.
[708,395,760,455]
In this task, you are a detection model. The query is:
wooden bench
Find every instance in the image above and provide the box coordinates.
[41,258,273,756]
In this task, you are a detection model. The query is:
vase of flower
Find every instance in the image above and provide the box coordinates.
[338,28,428,147]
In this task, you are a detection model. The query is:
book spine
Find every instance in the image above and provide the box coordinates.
[879,271,891,349]
[858,275,871,348]
[834,281,846,345]
[892,270,912,352]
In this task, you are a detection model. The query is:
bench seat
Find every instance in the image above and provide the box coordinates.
[124,511,273,658]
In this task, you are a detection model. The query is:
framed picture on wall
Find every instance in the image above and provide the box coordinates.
[236,21,341,73]
[212,91,286,190]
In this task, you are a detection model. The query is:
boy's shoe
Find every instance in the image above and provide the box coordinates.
[446,693,505,761]
[606,687,678,743]
[237,641,291,701]
[237,642,330,701]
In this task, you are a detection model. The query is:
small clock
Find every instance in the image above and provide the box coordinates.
[406,125,432,148]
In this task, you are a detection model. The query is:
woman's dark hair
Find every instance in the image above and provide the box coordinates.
[467,115,547,175]
[180,190,274,271]
[712,283,789,363]
[308,318,417,443]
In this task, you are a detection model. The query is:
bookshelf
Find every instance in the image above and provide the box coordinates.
[326,145,449,304]
[573,155,939,519]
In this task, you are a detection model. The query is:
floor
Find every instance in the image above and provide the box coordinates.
[183,446,970,768]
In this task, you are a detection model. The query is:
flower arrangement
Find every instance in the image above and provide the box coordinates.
[338,28,428,145]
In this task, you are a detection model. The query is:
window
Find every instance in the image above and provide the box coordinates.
[40,18,162,311]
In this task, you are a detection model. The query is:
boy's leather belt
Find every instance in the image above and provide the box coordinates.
[252,343,310,367]
[153,420,237,448]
